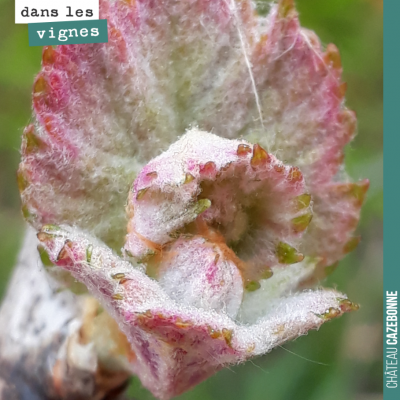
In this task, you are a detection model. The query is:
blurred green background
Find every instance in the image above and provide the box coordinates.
[0,0,382,399]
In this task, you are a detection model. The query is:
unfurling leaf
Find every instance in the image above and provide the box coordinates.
[19,0,368,398]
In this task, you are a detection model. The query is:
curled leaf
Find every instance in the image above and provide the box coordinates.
[38,226,356,400]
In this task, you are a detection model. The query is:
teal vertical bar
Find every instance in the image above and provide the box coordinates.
[384,1,400,399]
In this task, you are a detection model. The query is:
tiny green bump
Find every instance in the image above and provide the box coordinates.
[112,293,124,300]
[294,193,311,210]
[208,326,221,339]
[343,236,361,254]
[37,225,63,242]
[111,272,126,280]
[350,181,369,205]
[33,75,48,95]
[320,307,341,320]
[337,181,369,206]
[42,224,61,234]
[21,204,36,222]
[245,281,261,292]
[17,170,29,192]
[25,131,45,153]
[291,212,313,233]
[339,299,360,312]
[261,268,273,280]
[276,242,304,264]
[136,187,149,200]
[86,244,93,263]
[279,0,295,18]
[194,198,211,214]
[222,328,233,347]
[184,173,195,184]
[37,245,54,267]
[21,205,30,219]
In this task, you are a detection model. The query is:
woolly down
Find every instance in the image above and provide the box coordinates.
[18,0,368,399]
